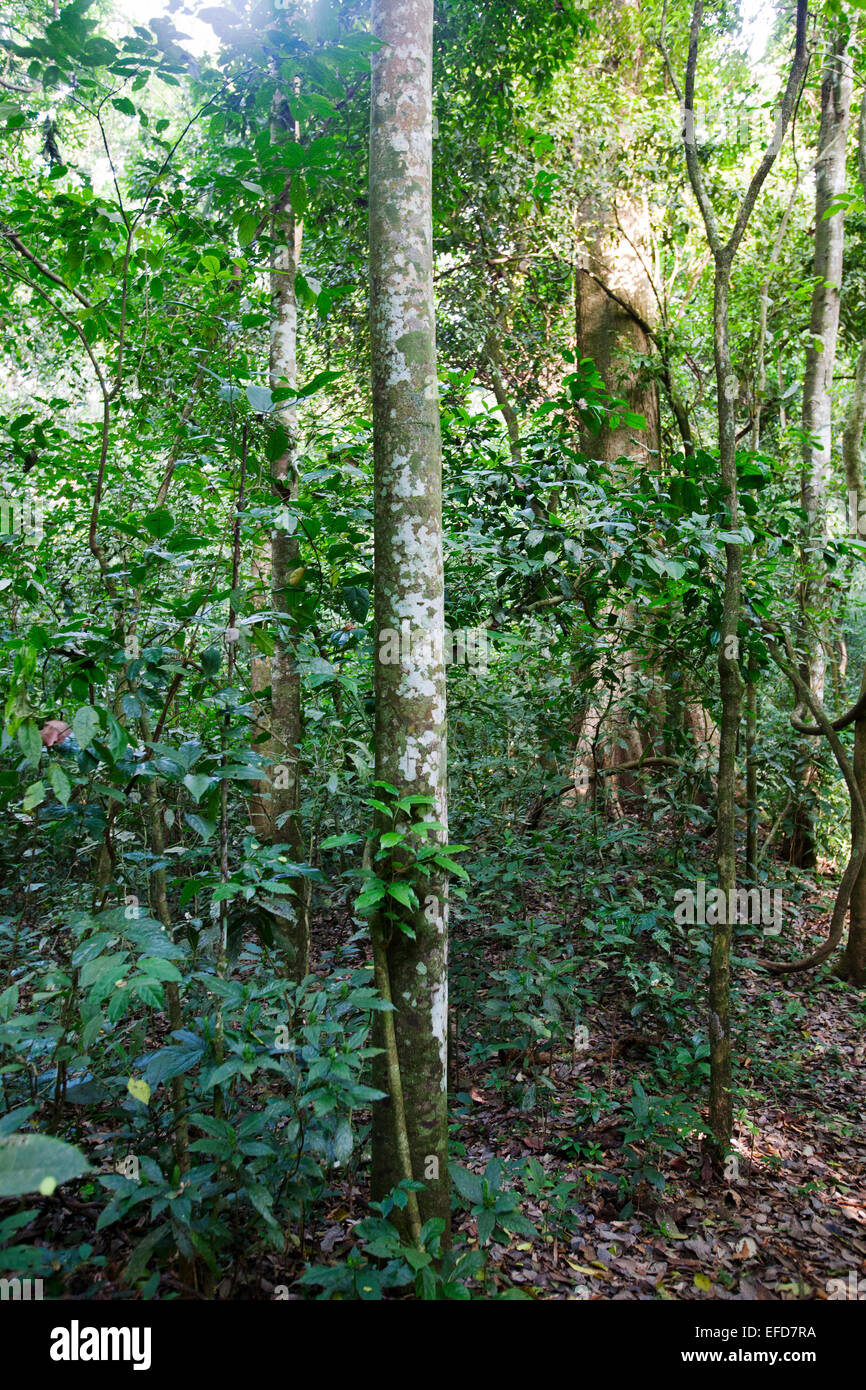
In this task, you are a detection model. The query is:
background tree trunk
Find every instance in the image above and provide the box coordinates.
[791,33,852,869]
[249,112,310,980]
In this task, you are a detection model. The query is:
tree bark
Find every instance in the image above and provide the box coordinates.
[745,653,758,880]
[249,110,310,980]
[670,0,808,1163]
[839,668,866,984]
[791,33,852,868]
[368,0,450,1237]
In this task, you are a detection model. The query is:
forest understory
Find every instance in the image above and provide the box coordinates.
[11,815,866,1304]
[3,0,866,1337]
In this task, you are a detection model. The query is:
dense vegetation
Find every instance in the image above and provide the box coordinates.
[1,0,865,1311]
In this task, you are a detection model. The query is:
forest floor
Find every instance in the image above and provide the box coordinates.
[15,851,866,1301]
[265,858,866,1301]
[445,872,866,1301]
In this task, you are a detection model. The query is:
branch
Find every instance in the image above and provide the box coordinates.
[791,688,866,735]
[596,755,682,777]
[726,0,809,260]
[1,229,98,312]
[682,0,724,255]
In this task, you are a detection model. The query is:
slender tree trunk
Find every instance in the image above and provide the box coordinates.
[839,669,866,987]
[708,255,742,1159]
[745,653,758,880]
[792,33,852,868]
[837,101,866,986]
[843,101,866,525]
[368,0,450,1237]
[249,111,310,980]
[670,0,808,1163]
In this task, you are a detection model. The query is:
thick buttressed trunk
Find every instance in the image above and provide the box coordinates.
[575,192,660,465]
[249,126,310,980]
[572,193,663,803]
[368,0,450,1237]
[791,33,852,868]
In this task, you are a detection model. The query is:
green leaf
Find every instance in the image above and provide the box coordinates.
[144,508,175,539]
[320,833,363,850]
[183,773,213,802]
[185,813,216,841]
[379,831,406,848]
[23,781,45,811]
[343,585,370,622]
[433,855,469,880]
[476,1207,495,1245]
[245,384,273,413]
[289,175,308,219]
[48,762,72,805]
[237,213,258,247]
[72,705,100,749]
[355,888,386,913]
[386,882,418,911]
[17,720,42,766]
[0,1133,90,1197]
[448,1162,484,1205]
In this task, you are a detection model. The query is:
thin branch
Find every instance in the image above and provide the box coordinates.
[1,230,98,312]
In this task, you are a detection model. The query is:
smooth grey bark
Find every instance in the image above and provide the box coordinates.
[368,0,449,1237]
[792,33,853,869]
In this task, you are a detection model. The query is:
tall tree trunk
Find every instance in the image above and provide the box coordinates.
[839,665,866,985]
[843,100,866,526]
[671,0,808,1163]
[839,105,866,984]
[572,192,662,805]
[791,33,852,868]
[368,0,450,1237]
[575,190,660,464]
[745,653,758,880]
[249,111,310,980]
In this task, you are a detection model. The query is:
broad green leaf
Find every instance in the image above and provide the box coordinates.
[0,1133,90,1197]
[144,508,174,539]
[17,719,42,766]
[48,761,72,805]
[23,781,45,811]
[72,705,100,749]
[183,773,213,802]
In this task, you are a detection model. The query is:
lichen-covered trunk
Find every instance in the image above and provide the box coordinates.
[368,0,449,1236]
[249,133,310,980]
[792,34,852,868]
